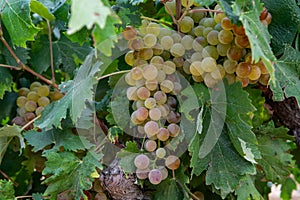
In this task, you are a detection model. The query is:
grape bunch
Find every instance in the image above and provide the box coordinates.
[12,81,64,128]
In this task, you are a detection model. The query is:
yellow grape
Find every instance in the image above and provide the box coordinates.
[16,96,28,108]
[27,91,39,102]
[18,87,30,97]
[236,62,251,78]
[37,96,50,107]
[37,85,50,97]
[30,81,42,91]
[125,51,135,66]
[143,33,157,48]
[248,64,262,80]
[160,80,174,93]
[170,43,185,57]
[179,16,194,33]
[146,22,161,36]
[24,100,37,112]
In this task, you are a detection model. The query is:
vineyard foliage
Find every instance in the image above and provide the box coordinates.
[0,0,299,199]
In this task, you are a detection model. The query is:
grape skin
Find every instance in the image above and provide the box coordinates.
[165,155,180,170]
[148,169,163,185]
[134,154,150,169]
[144,121,160,137]
[37,85,50,97]
[145,139,157,152]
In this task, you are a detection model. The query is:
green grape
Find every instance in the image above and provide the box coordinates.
[143,33,157,47]
[248,64,261,80]
[125,73,136,86]
[135,100,145,109]
[145,139,157,152]
[160,35,174,50]
[157,70,166,83]
[223,59,237,74]
[24,100,37,112]
[206,30,219,45]
[149,108,162,121]
[35,106,44,116]
[181,0,194,7]
[171,32,182,43]
[204,73,218,88]
[217,43,231,57]
[165,155,180,170]
[192,38,204,52]
[137,87,151,100]
[139,48,154,61]
[136,168,149,180]
[202,27,213,38]
[17,96,28,108]
[37,96,50,107]
[150,56,164,65]
[128,38,144,50]
[214,12,226,23]
[126,86,138,101]
[18,87,30,97]
[154,91,167,105]
[152,43,164,55]
[170,43,185,57]
[227,45,243,61]
[218,30,233,44]
[211,65,226,80]
[193,25,205,37]
[190,52,202,63]
[144,97,156,109]
[27,91,39,102]
[221,17,233,30]
[122,26,137,40]
[17,107,26,117]
[165,0,176,15]
[190,61,204,76]
[182,60,191,74]
[179,16,194,33]
[156,148,166,158]
[125,51,135,66]
[146,22,161,36]
[181,35,194,50]
[158,28,172,39]
[203,17,216,27]
[134,154,150,169]
[160,80,174,93]
[194,36,207,47]
[167,111,181,123]
[148,169,163,185]
[161,50,171,60]
[173,57,184,67]
[202,45,219,60]
[236,62,251,78]
[24,112,36,122]
[157,128,169,142]
[214,23,222,31]
[135,107,149,121]
[37,85,50,97]
[50,91,64,101]
[142,64,158,80]
[191,7,207,23]
[139,20,149,35]
[234,35,250,48]
[30,81,42,91]
[163,61,176,75]
[144,121,160,138]
[145,80,158,91]
[201,57,217,72]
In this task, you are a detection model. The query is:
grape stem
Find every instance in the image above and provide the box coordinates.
[0,169,19,187]
[162,2,178,27]
[15,196,50,199]
[176,179,201,200]
[0,64,21,70]
[141,16,173,28]
[175,0,181,20]
[21,115,41,131]
[189,8,223,13]
[47,20,56,84]
[0,27,59,89]
[97,70,131,81]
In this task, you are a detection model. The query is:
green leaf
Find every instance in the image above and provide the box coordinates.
[30,0,55,20]
[262,0,300,56]
[43,151,102,200]
[0,125,24,164]
[270,47,300,103]
[0,0,39,47]
[280,177,297,200]
[0,180,15,200]
[195,0,214,7]
[257,123,294,182]
[0,68,12,99]
[32,193,43,200]
[152,179,184,200]
[123,141,140,153]
[35,52,103,130]
[235,175,263,200]
[0,92,17,124]
[68,0,111,34]
[233,0,276,83]
[24,129,94,152]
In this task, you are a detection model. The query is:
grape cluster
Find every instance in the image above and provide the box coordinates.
[12,81,64,128]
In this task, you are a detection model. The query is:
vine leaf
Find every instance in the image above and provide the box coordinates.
[0,179,15,200]
[68,0,111,34]
[233,0,276,83]
[43,151,102,200]
[0,0,39,47]
[280,177,297,200]
[117,141,140,173]
[24,129,94,152]
[235,175,263,200]
[0,125,24,165]
[0,68,12,99]
[35,53,103,130]
[270,47,300,103]
[152,179,185,200]
[30,0,55,21]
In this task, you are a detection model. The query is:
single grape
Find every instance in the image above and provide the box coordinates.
[192,38,204,52]
[258,74,270,85]
[232,25,246,36]
[214,23,222,31]
[207,30,219,45]
[171,82,182,95]
[130,67,143,80]
[150,56,164,65]
[163,61,176,75]
[37,96,50,107]
[126,86,138,101]
[157,127,170,141]
[17,107,26,117]
[203,27,213,38]
[157,70,167,83]
[24,112,36,122]
[131,112,144,125]
[182,60,191,75]
[248,64,262,80]
[201,57,217,72]
[211,65,226,80]
[181,35,194,50]
[136,168,149,180]
[260,7,268,20]
[190,61,204,76]
[159,166,168,180]
[160,35,174,50]
[35,106,44,116]
[144,121,160,137]
[16,96,28,108]
[167,96,177,110]
[193,25,205,37]
[181,0,194,7]
[220,17,233,30]
[225,73,236,84]
[135,107,149,121]
[236,76,249,87]
[167,111,181,123]
[257,60,269,74]
[190,52,203,63]
[146,22,161,36]
[223,59,237,74]
[154,91,167,105]
[148,169,163,185]
[137,87,151,100]
[128,38,144,50]
[144,98,156,109]
[156,148,166,158]
[18,87,30,97]
[158,28,172,39]
[143,33,157,48]
[170,43,185,57]
[165,155,180,170]
[122,26,137,40]
[173,57,184,67]
[152,43,164,55]
[218,30,233,44]
[145,80,158,91]
[227,45,243,61]
[171,32,182,43]
[37,85,50,97]
[157,104,170,118]
[24,100,37,112]
[145,139,157,152]
[160,80,174,93]
[165,0,176,15]
[179,16,194,33]
[125,73,136,86]
[134,154,150,169]
[194,36,207,47]
[193,191,205,200]
[125,51,135,66]
[203,17,216,27]
[191,7,207,23]
[214,12,226,23]
[235,35,250,48]
[149,108,162,121]
[12,116,26,126]
[236,62,252,78]
[139,48,154,60]
[202,45,219,60]
[142,64,158,80]
[50,91,64,101]
[192,75,204,82]
[27,91,39,102]
[30,81,42,91]
[204,73,218,88]
[217,43,231,57]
